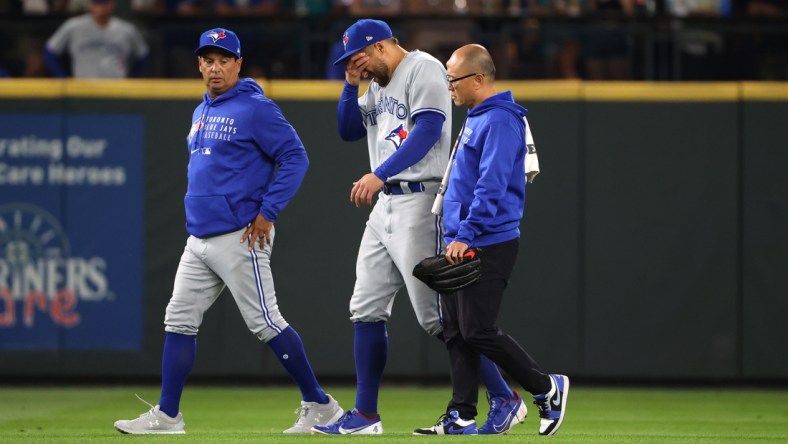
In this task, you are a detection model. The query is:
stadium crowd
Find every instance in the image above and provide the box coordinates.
[0,0,786,80]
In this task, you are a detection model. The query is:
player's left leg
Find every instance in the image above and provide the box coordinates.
[453,239,567,435]
[386,193,443,335]
[212,227,342,433]
[347,197,404,417]
[414,286,479,435]
[115,236,225,435]
[389,193,519,433]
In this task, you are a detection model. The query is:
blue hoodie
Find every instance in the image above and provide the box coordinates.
[443,91,527,247]
[185,78,309,238]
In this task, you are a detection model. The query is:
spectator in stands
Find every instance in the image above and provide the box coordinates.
[131,0,205,15]
[169,0,205,15]
[347,0,400,16]
[0,25,47,77]
[20,34,47,77]
[496,17,547,79]
[293,0,335,15]
[529,0,585,79]
[214,0,278,15]
[18,0,68,14]
[44,0,149,78]
[746,0,787,79]
[747,0,783,16]
[667,0,727,80]
[67,0,92,12]
[584,0,633,80]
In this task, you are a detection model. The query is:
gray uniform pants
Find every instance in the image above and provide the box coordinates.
[350,191,444,335]
[164,226,288,342]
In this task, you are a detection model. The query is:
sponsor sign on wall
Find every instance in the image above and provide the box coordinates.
[0,115,144,350]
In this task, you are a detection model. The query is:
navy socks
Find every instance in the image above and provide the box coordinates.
[159,332,196,418]
[268,326,328,404]
[354,321,388,415]
[480,354,515,399]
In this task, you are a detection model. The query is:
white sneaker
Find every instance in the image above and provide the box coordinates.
[114,396,185,435]
[283,394,343,434]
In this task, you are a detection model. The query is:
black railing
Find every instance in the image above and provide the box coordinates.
[1,14,787,80]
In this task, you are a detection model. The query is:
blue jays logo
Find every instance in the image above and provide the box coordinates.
[208,30,227,43]
[188,117,203,143]
[342,33,349,50]
[385,124,408,149]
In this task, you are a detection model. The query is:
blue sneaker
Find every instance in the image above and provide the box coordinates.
[533,374,569,436]
[310,409,383,435]
[413,410,477,435]
[478,390,527,434]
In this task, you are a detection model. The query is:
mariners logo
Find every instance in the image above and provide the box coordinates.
[208,30,227,42]
[0,203,109,328]
[385,124,408,149]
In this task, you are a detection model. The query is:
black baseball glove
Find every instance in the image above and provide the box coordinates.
[412,249,481,293]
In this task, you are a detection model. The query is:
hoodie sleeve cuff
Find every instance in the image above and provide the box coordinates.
[260,208,277,223]
[454,236,473,246]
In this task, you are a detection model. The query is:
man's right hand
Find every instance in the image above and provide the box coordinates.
[345,52,370,86]
[445,240,470,265]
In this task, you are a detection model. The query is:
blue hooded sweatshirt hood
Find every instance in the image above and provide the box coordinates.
[443,91,528,247]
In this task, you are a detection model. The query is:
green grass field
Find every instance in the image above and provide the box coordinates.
[1,385,787,443]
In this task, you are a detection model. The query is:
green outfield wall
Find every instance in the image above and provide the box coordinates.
[0,80,786,382]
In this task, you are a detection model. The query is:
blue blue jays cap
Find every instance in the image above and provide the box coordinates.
[195,28,241,58]
[333,19,393,66]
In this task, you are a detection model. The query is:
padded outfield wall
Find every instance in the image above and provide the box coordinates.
[0,80,786,382]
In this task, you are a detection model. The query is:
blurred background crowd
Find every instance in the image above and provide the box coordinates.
[0,0,786,81]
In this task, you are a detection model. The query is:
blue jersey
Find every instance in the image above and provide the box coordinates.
[185,78,308,238]
[443,91,528,247]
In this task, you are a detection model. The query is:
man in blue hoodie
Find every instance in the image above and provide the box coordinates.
[113,28,342,435]
[414,44,569,436]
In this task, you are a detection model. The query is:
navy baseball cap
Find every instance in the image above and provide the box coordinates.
[195,28,241,58]
[333,19,393,66]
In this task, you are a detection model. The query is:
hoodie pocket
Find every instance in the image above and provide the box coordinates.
[185,195,241,233]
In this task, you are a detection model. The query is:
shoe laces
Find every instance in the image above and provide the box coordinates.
[432,411,459,427]
[337,410,356,425]
[133,394,156,417]
[291,405,311,426]
[533,396,550,419]
[484,392,503,423]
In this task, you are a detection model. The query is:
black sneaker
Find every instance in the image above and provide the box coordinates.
[413,410,478,435]
[533,374,569,435]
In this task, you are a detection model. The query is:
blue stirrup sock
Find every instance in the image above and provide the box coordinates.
[268,326,328,404]
[480,354,515,400]
[354,321,388,416]
[159,332,196,418]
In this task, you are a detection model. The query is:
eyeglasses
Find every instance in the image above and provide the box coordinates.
[446,73,480,85]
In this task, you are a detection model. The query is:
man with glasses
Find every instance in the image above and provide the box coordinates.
[312,19,519,435]
[414,44,569,436]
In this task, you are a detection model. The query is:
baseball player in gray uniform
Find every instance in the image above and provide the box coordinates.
[311,19,517,435]
[113,27,341,435]
[44,0,148,78]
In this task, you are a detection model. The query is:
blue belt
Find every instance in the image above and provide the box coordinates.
[382,181,426,195]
